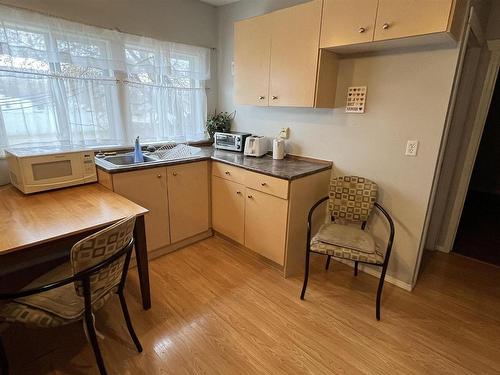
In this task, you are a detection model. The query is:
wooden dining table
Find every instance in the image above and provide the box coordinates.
[0,183,151,310]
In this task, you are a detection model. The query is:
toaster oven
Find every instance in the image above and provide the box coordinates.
[214,131,251,152]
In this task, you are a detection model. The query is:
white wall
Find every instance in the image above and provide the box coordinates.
[0,0,219,184]
[218,0,461,286]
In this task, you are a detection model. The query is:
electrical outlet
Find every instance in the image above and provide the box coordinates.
[279,127,289,139]
[405,140,419,156]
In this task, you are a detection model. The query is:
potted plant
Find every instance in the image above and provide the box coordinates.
[206,110,236,141]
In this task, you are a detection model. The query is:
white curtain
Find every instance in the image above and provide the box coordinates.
[0,5,210,153]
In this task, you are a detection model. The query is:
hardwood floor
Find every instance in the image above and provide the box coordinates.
[3,236,500,374]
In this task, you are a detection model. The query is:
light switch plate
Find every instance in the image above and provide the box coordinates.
[346,86,367,113]
[405,140,419,156]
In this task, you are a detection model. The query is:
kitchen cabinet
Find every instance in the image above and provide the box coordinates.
[212,176,245,244]
[268,0,324,107]
[234,0,338,108]
[320,0,379,48]
[374,0,455,41]
[321,0,466,51]
[167,161,209,243]
[245,188,288,265]
[211,161,331,277]
[112,167,170,252]
[98,160,211,257]
[234,14,271,106]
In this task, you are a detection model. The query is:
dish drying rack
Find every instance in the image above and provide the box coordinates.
[148,143,201,160]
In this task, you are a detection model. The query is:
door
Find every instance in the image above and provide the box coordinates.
[245,188,288,265]
[320,0,378,48]
[113,167,170,252]
[234,14,271,106]
[167,161,209,243]
[268,0,322,107]
[212,176,245,244]
[374,0,453,41]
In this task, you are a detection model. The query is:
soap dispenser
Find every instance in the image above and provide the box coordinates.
[133,136,144,163]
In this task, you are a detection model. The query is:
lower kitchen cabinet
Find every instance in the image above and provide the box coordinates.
[112,167,170,252]
[167,161,209,243]
[211,161,332,277]
[98,160,210,255]
[212,176,245,244]
[245,188,288,265]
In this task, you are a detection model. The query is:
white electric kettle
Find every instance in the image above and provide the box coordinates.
[273,138,286,160]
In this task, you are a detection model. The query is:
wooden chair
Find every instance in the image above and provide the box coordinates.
[0,216,143,375]
[300,176,395,320]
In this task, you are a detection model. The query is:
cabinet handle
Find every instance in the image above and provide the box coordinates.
[258,96,265,100]
[358,27,366,33]
[225,171,230,175]
[382,23,390,30]
[247,195,253,199]
[156,174,162,178]
[236,191,242,195]
[172,172,178,176]
[261,182,267,186]
[272,96,278,100]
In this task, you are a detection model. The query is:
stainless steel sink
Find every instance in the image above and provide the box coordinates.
[101,154,157,166]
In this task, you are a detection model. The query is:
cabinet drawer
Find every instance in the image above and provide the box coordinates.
[212,161,247,185]
[244,170,289,199]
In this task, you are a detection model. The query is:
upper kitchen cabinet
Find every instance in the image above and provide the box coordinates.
[321,0,466,52]
[320,0,379,48]
[234,0,338,108]
[374,0,456,41]
[234,14,271,106]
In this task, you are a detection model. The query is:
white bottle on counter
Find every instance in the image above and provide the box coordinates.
[273,137,286,160]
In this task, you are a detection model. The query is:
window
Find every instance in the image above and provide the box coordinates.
[0,5,210,154]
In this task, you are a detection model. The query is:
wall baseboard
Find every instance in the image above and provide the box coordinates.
[435,245,450,253]
[334,258,413,292]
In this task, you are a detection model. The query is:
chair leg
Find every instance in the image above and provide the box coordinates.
[84,310,108,375]
[354,261,359,276]
[0,336,8,375]
[300,250,311,300]
[325,255,331,270]
[118,291,143,353]
[376,263,389,321]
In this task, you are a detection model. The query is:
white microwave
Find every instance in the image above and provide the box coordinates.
[5,148,97,194]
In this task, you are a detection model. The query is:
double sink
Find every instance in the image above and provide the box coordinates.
[96,145,204,170]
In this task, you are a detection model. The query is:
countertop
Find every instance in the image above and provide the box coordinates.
[96,147,332,181]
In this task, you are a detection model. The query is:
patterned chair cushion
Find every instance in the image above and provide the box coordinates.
[311,234,384,264]
[328,176,378,223]
[315,223,376,254]
[0,262,114,327]
[0,293,112,328]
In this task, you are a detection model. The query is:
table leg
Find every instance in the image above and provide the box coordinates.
[133,215,151,310]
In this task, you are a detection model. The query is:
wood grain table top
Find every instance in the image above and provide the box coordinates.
[0,183,148,255]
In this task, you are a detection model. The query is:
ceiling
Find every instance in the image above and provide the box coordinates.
[199,0,240,6]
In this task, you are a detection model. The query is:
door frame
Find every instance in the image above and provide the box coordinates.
[441,39,500,252]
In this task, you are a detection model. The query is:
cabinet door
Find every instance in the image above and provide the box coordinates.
[268,0,322,107]
[212,176,245,244]
[320,0,378,48]
[245,188,288,265]
[113,167,170,252]
[234,15,271,106]
[374,0,454,41]
[167,161,209,243]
